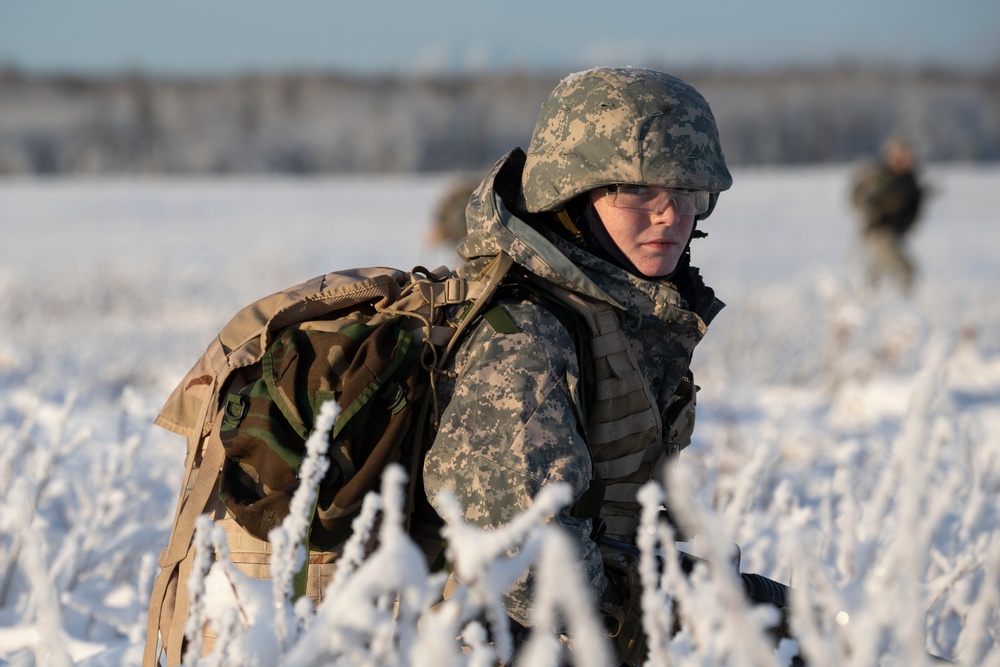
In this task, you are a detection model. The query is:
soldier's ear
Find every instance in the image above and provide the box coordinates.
[696,193,720,221]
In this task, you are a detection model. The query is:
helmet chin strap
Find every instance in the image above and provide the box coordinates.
[555,209,586,247]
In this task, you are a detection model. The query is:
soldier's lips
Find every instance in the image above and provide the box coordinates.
[642,240,679,250]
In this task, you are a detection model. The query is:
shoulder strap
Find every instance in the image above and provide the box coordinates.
[441,252,516,362]
[143,410,228,666]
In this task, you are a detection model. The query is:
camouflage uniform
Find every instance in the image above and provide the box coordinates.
[422,67,732,636]
[851,140,926,293]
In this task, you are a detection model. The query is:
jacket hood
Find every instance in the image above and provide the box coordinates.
[456,148,723,326]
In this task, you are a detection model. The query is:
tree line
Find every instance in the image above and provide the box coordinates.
[0,64,996,175]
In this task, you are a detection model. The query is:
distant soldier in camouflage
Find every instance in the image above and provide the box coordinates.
[427,176,478,247]
[421,67,732,664]
[851,139,927,295]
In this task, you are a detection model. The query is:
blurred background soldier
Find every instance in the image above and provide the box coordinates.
[427,176,478,247]
[850,138,927,294]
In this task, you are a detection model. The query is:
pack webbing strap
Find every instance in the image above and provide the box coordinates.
[143,557,172,665]
[143,414,227,666]
[167,553,195,666]
[500,275,605,525]
[442,252,515,361]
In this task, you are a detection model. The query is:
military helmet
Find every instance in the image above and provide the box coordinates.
[522,67,732,215]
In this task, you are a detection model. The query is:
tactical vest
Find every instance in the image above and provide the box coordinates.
[533,280,699,543]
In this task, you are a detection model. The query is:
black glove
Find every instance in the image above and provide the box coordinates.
[600,546,647,666]
[599,566,628,612]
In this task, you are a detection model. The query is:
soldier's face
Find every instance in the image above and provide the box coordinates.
[589,188,695,277]
[887,146,914,173]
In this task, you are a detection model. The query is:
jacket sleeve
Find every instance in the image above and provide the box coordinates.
[422,299,606,626]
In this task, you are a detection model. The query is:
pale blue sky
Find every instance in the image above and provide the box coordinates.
[2,1,998,76]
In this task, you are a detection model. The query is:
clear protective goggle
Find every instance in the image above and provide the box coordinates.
[605,184,711,216]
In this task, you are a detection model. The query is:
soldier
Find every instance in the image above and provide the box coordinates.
[421,66,732,664]
[427,176,478,247]
[851,138,927,294]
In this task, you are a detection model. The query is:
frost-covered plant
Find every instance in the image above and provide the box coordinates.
[0,389,174,665]
[687,296,1000,666]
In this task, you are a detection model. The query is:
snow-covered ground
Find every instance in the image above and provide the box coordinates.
[1,164,998,666]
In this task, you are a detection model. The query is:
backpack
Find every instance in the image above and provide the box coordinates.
[143,254,517,666]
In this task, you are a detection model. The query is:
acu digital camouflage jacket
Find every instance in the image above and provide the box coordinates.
[422,148,723,626]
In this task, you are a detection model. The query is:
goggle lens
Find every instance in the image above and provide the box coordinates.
[607,185,710,216]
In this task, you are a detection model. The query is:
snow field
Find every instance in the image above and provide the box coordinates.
[1,164,998,665]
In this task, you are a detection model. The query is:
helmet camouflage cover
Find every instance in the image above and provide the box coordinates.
[522,66,733,213]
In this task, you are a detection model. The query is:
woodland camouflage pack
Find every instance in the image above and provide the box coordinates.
[143,255,516,666]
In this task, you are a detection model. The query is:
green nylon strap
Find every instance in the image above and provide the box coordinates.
[261,332,311,441]
[219,379,306,470]
[292,490,321,601]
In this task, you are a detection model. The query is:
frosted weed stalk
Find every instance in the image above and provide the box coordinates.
[0,389,173,664]
[0,395,80,666]
[689,278,1000,665]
